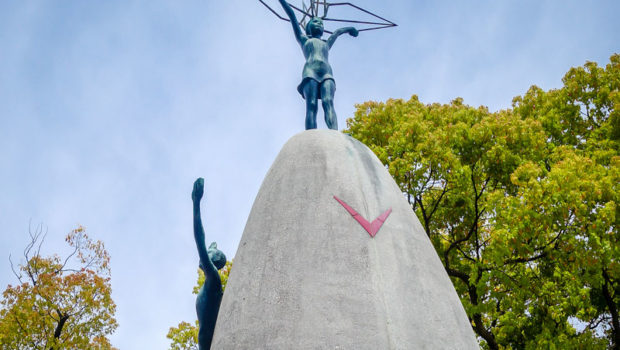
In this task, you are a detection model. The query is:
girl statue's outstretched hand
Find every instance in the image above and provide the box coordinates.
[192,177,204,203]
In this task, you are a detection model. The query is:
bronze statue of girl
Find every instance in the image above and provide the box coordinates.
[278,0,358,130]
[191,178,227,350]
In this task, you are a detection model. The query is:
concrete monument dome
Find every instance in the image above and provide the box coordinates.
[211,130,478,349]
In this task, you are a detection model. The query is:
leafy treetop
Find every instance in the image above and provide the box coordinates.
[345,54,618,349]
[0,226,118,350]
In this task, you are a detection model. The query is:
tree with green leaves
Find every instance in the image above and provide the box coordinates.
[167,261,232,350]
[345,54,618,349]
[0,226,118,349]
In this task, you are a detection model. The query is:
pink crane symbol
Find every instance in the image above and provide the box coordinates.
[333,196,392,238]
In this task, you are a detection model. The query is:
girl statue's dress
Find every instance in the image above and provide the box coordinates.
[297,37,334,99]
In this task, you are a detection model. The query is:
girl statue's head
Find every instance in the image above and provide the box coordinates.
[305,17,324,38]
[207,242,227,270]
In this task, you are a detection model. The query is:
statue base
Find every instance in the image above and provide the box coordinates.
[212,129,478,349]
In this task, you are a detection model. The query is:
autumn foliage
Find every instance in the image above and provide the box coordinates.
[0,226,117,349]
[345,55,619,349]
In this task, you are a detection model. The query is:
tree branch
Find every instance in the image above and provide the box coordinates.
[427,184,450,223]
[504,251,548,265]
[415,196,431,237]
[8,254,22,283]
[57,244,79,274]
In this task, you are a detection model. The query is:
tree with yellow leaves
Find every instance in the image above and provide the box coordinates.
[0,226,118,349]
[345,54,618,349]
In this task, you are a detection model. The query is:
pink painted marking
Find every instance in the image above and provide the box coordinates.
[333,196,392,238]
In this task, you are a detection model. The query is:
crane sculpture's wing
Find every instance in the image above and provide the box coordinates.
[259,0,397,34]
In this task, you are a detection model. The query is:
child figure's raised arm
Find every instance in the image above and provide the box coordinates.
[278,0,306,45]
[191,178,218,280]
[327,27,358,48]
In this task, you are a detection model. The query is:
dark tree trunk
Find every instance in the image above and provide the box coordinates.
[49,313,69,350]
[469,284,499,350]
[602,269,620,350]
[446,266,499,350]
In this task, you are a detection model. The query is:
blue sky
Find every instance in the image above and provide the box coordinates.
[0,1,618,348]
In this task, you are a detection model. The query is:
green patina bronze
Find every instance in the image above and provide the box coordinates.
[278,0,358,130]
[191,178,227,350]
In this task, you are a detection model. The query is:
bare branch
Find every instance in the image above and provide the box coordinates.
[58,244,79,274]
[8,254,23,283]
[23,221,40,284]
[35,224,48,257]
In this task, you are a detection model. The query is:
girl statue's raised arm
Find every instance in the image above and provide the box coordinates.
[191,177,227,350]
[278,0,306,45]
[192,178,215,276]
[327,27,359,48]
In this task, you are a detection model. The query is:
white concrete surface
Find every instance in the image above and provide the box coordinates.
[211,130,478,349]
